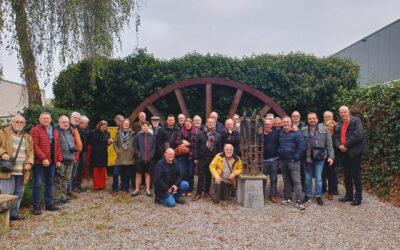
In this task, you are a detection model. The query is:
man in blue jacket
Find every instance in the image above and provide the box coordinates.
[278,116,306,210]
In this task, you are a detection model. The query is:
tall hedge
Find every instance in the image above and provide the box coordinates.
[334,81,400,198]
[53,49,358,124]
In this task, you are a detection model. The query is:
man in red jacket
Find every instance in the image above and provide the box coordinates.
[30,112,63,215]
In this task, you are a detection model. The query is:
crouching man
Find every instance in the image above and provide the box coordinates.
[209,144,243,204]
[154,148,188,207]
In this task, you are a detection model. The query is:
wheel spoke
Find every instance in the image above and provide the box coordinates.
[174,89,190,118]
[259,104,271,117]
[206,83,212,118]
[227,89,243,118]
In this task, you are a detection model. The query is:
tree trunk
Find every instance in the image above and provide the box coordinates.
[11,0,42,105]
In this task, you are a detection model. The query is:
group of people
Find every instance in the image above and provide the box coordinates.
[0,105,367,220]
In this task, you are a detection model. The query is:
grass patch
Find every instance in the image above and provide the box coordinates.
[113,195,134,204]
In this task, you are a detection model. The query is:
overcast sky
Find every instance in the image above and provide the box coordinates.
[2,0,400,97]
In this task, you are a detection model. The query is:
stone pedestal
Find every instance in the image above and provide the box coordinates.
[0,194,18,234]
[237,174,267,209]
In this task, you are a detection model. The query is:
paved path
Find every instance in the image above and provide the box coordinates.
[1,176,399,249]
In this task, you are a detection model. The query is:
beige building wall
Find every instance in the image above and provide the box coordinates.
[0,79,45,118]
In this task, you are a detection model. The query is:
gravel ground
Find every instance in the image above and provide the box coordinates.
[1,176,400,249]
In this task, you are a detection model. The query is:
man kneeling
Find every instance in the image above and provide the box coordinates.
[209,144,243,204]
[154,148,188,207]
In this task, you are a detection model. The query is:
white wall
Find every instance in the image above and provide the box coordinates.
[0,80,45,118]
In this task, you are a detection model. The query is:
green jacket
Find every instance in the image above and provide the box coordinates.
[113,131,135,166]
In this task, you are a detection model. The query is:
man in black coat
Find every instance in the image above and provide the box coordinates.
[220,118,240,156]
[193,118,222,201]
[156,114,179,158]
[209,111,225,135]
[333,106,368,206]
[154,148,189,207]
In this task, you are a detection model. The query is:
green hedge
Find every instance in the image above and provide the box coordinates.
[334,81,400,197]
[53,49,358,124]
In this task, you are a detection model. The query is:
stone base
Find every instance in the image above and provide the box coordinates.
[0,194,18,234]
[237,174,267,209]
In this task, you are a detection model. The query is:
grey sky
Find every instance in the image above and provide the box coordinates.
[2,0,400,97]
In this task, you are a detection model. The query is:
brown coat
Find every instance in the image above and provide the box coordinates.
[0,126,34,183]
[113,131,135,166]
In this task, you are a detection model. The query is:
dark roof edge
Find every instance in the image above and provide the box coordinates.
[333,18,400,56]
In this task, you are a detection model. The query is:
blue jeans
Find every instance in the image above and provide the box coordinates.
[157,181,189,207]
[262,159,278,198]
[177,158,194,192]
[67,161,78,193]
[304,160,325,197]
[0,175,24,216]
[33,163,55,207]
[112,165,131,192]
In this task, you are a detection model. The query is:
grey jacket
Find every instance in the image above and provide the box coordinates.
[113,131,135,166]
[301,124,335,160]
[55,124,77,163]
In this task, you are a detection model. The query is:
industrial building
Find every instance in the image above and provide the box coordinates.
[334,19,400,86]
[0,79,46,120]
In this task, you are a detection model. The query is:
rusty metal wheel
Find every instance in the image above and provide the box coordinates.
[129,77,286,124]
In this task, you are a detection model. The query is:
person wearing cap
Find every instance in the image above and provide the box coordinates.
[149,116,161,137]
[149,115,162,186]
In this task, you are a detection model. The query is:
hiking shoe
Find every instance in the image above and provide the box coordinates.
[62,199,71,204]
[351,200,361,206]
[131,190,140,197]
[212,199,220,204]
[280,199,293,205]
[33,206,42,215]
[10,214,25,220]
[339,196,353,202]
[296,201,305,210]
[112,192,118,197]
[270,197,278,203]
[67,192,77,198]
[192,195,202,201]
[302,196,311,204]
[316,197,324,206]
[55,201,66,207]
[145,190,152,196]
[176,199,186,204]
[45,204,60,211]
[72,187,82,193]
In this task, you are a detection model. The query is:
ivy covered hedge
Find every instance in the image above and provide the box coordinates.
[53,49,358,124]
[334,81,400,199]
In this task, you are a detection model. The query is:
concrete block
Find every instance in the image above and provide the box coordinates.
[237,174,267,209]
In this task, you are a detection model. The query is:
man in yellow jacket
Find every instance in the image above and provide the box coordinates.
[209,144,243,204]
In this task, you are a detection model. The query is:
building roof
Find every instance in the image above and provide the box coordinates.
[0,78,45,91]
[334,18,400,55]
